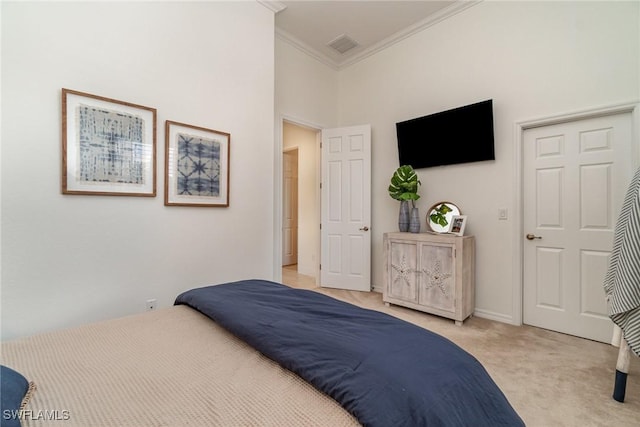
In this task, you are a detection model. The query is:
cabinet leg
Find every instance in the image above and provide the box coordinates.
[384,302,390,307]
[455,320,463,326]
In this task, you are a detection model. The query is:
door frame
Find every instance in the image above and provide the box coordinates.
[274,114,326,283]
[513,102,639,326]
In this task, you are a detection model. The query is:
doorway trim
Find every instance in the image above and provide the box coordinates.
[274,113,327,283]
[513,101,639,326]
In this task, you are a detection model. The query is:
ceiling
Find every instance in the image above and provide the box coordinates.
[269,1,478,69]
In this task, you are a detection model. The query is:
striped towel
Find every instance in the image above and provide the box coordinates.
[604,166,640,357]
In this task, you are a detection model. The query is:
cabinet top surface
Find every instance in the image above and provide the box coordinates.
[384,232,473,240]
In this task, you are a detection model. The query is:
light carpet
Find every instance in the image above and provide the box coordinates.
[306,284,640,427]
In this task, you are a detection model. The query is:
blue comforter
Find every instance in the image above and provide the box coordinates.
[175,280,524,427]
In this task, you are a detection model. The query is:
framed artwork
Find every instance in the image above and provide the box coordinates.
[449,215,467,236]
[62,89,157,196]
[165,120,230,207]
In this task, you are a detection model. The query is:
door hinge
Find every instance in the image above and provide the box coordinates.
[320,182,322,189]
[320,223,322,230]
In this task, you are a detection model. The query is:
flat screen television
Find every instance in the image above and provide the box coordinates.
[396,99,495,169]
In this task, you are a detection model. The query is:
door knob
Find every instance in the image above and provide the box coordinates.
[359,226,370,231]
[526,233,542,240]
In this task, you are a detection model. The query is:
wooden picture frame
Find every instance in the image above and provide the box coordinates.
[164,120,230,207]
[449,215,467,236]
[62,89,157,196]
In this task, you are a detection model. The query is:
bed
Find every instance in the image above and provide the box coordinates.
[1,279,523,426]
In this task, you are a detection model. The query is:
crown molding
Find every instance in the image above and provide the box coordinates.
[276,28,340,70]
[338,0,481,69]
[276,0,482,71]
[257,1,287,14]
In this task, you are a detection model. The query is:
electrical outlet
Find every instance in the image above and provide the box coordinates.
[146,299,157,311]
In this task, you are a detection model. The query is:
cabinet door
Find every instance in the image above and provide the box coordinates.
[388,241,418,302]
[418,243,455,312]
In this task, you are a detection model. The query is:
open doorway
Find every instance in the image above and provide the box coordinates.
[281,121,321,284]
[282,148,298,266]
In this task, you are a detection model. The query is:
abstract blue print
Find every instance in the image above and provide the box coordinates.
[176,133,221,197]
[77,104,146,184]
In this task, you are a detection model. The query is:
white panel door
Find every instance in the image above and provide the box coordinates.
[523,112,633,343]
[320,125,371,291]
[282,149,298,266]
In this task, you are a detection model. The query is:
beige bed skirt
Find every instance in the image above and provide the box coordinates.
[1,306,359,426]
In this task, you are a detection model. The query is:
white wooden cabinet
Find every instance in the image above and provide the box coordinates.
[383,232,475,325]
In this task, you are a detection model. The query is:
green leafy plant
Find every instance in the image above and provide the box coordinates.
[388,165,421,201]
[430,203,452,227]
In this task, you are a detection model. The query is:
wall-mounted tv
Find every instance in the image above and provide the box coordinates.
[396,99,495,169]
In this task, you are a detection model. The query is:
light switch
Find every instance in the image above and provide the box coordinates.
[498,208,508,220]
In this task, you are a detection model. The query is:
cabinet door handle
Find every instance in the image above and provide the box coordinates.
[359,226,370,231]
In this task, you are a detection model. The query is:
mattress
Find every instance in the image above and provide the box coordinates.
[1,305,359,427]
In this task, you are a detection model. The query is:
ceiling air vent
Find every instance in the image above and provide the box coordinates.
[327,34,359,54]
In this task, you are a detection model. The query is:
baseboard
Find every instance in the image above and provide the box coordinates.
[473,308,519,325]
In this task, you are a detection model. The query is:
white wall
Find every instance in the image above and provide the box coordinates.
[337,1,639,322]
[1,1,275,340]
[283,122,319,278]
[274,37,339,281]
[275,38,339,129]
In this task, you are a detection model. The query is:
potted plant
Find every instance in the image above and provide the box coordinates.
[388,165,421,232]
